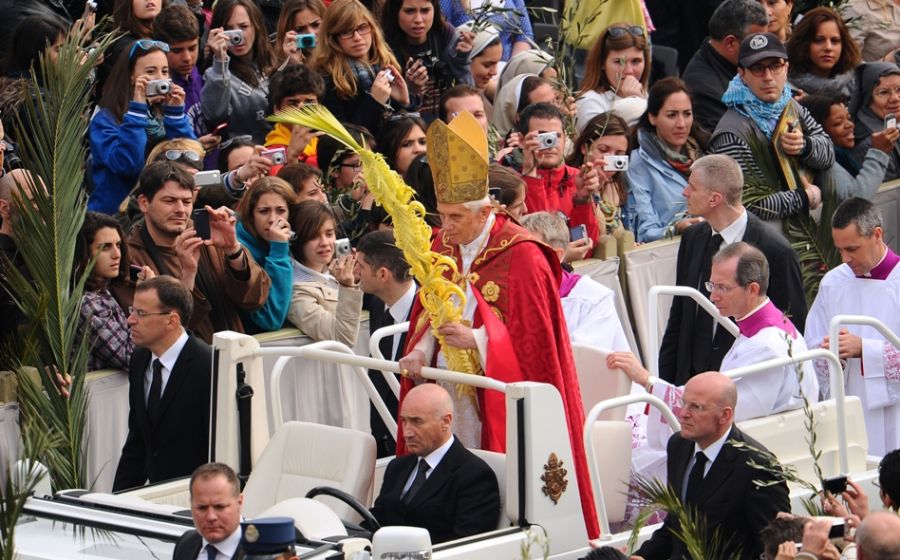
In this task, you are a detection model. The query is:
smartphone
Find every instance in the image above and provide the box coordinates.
[194,170,221,187]
[828,518,846,539]
[129,264,142,282]
[823,474,848,495]
[886,113,897,131]
[569,224,587,242]
[192,209,211,240]
[212,122,228,135]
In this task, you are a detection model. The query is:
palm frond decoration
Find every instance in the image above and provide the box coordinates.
[742,132,839,305]
[631,475,740,560]
[269,105,478,377]
[0,24,116,491]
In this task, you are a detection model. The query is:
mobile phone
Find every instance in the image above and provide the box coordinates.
[603,155,629,172]
[569,224,587,242]
[212,122,228,135]
[192,209,211,240]
[886,113,897,131]
[129,264,142,282]
[828,518,846,539]
[260,147,287,165]
[823,474,848,495]
[194,170,221,187]
[488,186,501,201]
[295,33,316,49]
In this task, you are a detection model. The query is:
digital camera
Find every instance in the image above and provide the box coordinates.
[295,33,316,49]
[194,170,222,187]
[222,29,245,46]
[536,131,558,149]
[335,238,352,257]
[260,147,287,165]
[145,79,171,97]
[603,154,629,172]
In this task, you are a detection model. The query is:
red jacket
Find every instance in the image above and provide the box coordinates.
[521,164,600,242]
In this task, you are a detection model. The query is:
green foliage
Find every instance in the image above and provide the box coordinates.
[631,475,740,559]
[0,24,116,492]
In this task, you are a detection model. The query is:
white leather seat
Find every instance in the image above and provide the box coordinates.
[589,421,632,525]
[470,449,508,529]
[242,421,376,521]
[256,497,348,541]
[571,344,632,421]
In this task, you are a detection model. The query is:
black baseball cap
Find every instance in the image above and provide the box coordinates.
[739,32,788,68]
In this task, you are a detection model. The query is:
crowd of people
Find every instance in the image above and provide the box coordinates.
[1,0,900,558]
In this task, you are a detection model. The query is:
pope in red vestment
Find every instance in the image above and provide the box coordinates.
[395,112,600,539]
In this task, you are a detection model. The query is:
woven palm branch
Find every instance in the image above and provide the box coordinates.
[269,105,478,376]
[631,475,740,559]
[742,133,838,304]
[0,24,116,491]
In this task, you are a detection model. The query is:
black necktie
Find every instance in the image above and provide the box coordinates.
[685,451,708,505]
[147,359,163,423]
[692,233,724,372]
[698,233,724,293]
[403,459,430,504]
[206,544,218,560]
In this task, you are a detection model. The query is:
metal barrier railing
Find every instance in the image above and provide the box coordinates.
[367,322,410,398]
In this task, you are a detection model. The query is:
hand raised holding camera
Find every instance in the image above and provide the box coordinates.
[330,250,358,288]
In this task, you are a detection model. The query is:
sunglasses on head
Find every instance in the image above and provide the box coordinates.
[128,39,170,60]
[606,26,645,39]
[386,111,422,122]
[165,150,201,162]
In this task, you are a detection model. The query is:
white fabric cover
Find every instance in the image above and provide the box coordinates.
[571,345,631,421]
[242,421,376,521]
[589,421,632,524]
[623,239,680,362]
[470,449,508,529]
[572,257,641,357]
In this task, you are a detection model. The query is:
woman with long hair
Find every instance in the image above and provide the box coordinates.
[381,0,472,122]
[758,0,794,43]
[235,177,297,333]
[75,212,139,371]
[88,40,194,215]
[786,7,861,101]
[287,200,363,346]
[567,112,632,239]
[202,0,276,144]
[627,77,709,242]
[275,0,326,67]
[97,0,163,92]
[575,22,650,133]
[375,112,427,175]
[311,0,411,134]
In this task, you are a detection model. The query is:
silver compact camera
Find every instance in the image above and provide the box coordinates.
[536,131,558,149]
[602,154,629,172]
[145,79,171,97]
[335,238,352,258]
[222,29,245,46]
[194,170,221,187]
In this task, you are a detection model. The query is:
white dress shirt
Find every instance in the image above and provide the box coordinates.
[197,524,242,560]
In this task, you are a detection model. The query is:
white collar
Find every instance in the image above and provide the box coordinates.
[202,524,242,558]
[387,283,417,325]
[421,434,455,471]
[715,209,748,245]
[459,212,496,269]
[293,258,338,289]
[693,425,732,465]
[152,329,188,372]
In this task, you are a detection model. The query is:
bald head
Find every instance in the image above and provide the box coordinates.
[678,372,737,448]
[856,511,900,560]
[403,383,454,418]
[400,383,455,457]
[691,371,738,409]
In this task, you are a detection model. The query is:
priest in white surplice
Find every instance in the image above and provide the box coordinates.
[609,242,817,515]
[806,197,900,457]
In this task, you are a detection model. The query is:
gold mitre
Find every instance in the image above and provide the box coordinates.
[426,111,489,204]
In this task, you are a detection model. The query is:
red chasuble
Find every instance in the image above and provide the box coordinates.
[396,213,600,538]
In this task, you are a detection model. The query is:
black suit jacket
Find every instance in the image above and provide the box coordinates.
[113,335,212,491]
[369,438,500,544]
[658,213,807,385]
[366,293,412,457]
[636,426,790,560]
[172,529,244,560]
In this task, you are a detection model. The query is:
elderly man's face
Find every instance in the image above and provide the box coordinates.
[738,57,788,103]
[437,201,491,246]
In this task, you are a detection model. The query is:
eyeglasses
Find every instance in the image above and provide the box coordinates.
[339,161,363,172]
[165,150,201,162]
[676,399,716,414]
[746,60,787,77]
[606,26,645,39]
[873,86,900,99]
[219,135,254,150]
[128,39,170,60]
[128,306,174,318]
[337,22,371,40]
[704,281,740,293]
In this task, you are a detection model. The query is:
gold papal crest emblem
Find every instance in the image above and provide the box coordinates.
[244,524,259,543]
[540,452,568,504]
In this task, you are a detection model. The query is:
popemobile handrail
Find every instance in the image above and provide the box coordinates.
[584,393,681,539]
[257,340,507,433]
[647,286,740,378]
[367,321,411,398]
[722,348,847,473]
